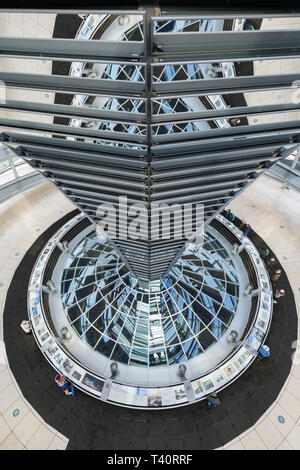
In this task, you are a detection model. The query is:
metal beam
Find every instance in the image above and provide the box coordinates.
[0,71,145,95]
[151,132,299,156]
[24,155,146,179]
[152,30,300,61]
[151,102,300,123]
[153,168,263,189]
[0,37,144,61]
[151,157,278,180]
[0,99,146,123]
[151,177,250,199]
[0,117,147,143]
[151,118,300,144]
[0,131,147,157]
[40,166,146,190]
[152,71,300,94]
[151,152,280,172]
[52,176,144,198]
[63,187,141,205]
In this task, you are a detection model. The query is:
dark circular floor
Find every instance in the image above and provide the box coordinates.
[3,210,298,450]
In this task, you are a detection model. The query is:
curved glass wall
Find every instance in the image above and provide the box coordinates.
[28,213,272,407]
[64,15,300,142]
[69,17,232,134]
[61,229,239,368]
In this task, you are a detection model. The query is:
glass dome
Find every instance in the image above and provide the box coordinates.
[61,229,239,368]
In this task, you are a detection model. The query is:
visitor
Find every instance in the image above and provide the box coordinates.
[273,288,285,304]
[224,208,231,219]
[266,257,276,270]
[233,216,240,227]
[55,374,73,396]
[271,269,282,284]
[243,20,255,30]
[207,392,221,408]
[243,224,251,237]
[239,218,247,230]
[260,248,270,260]
[20,320,32,334]
[229,118,241,126]
[258,344,270,360]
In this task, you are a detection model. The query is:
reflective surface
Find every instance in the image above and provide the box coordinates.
[2,11,295,280]
[27,212,272,406]
[0,143,35,187]
[61,229,239,367]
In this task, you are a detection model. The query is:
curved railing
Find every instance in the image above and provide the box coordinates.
[27,213,272,409]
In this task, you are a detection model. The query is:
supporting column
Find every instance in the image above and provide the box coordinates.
[57,240,70,253]
[232,243,245,255]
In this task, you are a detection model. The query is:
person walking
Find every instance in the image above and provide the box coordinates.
[224,208,232,219]
[20,320,32,334]
[239,218,247,231]
[55,374,73,396]
[258,344,270,361]
[244,20,255,30]
[230,213,236,223]
[207,392,221,408]
[260,248,270,260]
[243,224,251,237]
[273,288,285,304]
[266,257,276,270]
[271,269,282,285]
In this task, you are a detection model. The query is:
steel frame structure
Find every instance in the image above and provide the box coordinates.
[0,7,299,279]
